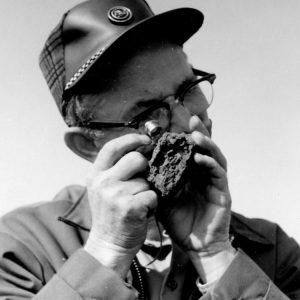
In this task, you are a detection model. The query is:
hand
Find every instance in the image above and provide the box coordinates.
[157,115,232,255]
[84,134,157,278]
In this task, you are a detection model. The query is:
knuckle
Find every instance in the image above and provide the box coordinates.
[88,175,116,199]
[127,151,148,166]
[136,177,150,188]
[119,198,138,216]
[97,175,114,189]
[101,140,117,154]
[137,182,150,194]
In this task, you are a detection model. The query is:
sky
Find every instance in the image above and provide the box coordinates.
[0,0,300,241]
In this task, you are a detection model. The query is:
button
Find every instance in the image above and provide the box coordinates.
[166,274,178,291]
[108,6,134,25]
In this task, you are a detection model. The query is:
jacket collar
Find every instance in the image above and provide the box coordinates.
[57,185,274,246]
[58,185,91,232]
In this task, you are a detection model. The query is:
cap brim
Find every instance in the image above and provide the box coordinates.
[65,8,204,91]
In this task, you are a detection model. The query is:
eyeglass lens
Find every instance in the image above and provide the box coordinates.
[81,75,214,135]
[181,80,213,115]
[138,80,213,135]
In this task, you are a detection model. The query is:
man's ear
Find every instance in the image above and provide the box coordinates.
[64,128,100,162]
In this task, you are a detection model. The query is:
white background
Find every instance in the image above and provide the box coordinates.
[1,0,300,241]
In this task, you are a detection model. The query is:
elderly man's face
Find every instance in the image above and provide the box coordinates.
[84,40,211,146]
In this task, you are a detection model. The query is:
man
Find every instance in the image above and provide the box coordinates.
[0,0,299,299]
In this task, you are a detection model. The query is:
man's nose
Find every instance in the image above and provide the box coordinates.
[169,101,191,133]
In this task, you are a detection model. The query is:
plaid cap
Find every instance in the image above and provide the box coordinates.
[39,0,203,122]
[39,13,68,117]
[39,12,68,117]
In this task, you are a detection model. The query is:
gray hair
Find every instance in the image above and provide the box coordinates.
[64,94,106,140]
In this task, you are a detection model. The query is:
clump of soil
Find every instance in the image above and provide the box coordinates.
[147,132,194,198]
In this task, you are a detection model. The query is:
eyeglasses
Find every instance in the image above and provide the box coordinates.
[76,68,216,133]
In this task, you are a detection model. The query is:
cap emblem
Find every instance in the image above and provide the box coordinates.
[108,6,133,25]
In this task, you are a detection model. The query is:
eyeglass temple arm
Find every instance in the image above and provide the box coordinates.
[76,102,167,130]
[192,68,216,83]
[77,121,129,129]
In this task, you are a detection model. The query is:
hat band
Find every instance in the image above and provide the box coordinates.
[65,47,106,90]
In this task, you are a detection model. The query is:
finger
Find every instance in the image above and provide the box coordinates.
[133,190,158,216]
[189,115,210,137]
[116,178,151,196]
[93,134,151,172]
[191,131,227,171]
[194,153,227,185]
[110,151,149,180]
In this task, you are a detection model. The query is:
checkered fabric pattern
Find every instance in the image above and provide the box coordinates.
[39,13,68,117]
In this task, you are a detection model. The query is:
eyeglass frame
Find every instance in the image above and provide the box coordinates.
[75,68,216,130]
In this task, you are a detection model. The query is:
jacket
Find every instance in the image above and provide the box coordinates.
[0,185,299,299]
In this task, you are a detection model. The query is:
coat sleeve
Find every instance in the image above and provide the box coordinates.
[0,234,138,300]
[200,250,290,300]
[274,225,300,299]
